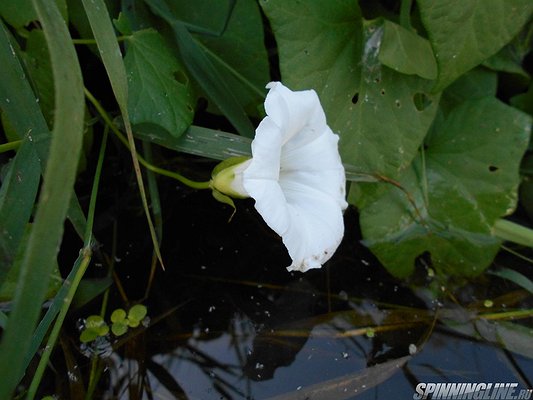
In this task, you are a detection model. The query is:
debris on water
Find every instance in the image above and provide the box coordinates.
[67,371,79,382]
[141,316,151,327]
[80,336,113,358]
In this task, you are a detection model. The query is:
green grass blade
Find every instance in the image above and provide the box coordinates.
[67,195,89,240]
[0,0,85,397]
[137,124,253,161]
[82,0,164,269]
[145,0,255,138]
[0,311,7,329]
[489,268,533,295]
[493,218,533,247]
[0,141,40,279]
[142,142,163,242]
[0,19,87,276]
[0,20,49,278]
[0,21,50,155]
[26,130,107,399]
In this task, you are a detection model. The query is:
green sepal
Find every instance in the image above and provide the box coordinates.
[211,156,250,178]
[212,189,237,222]
[210,156,250,200]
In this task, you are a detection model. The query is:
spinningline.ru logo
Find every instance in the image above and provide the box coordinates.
[413,383,532,400]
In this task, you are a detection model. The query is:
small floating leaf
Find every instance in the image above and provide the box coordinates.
[111,321,128,337]
[128,304,148,322]
[110,308,127,323]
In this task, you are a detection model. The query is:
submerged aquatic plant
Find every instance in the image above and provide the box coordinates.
[213,82,348,272]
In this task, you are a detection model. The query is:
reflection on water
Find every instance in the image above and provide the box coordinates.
[53,191,532,399]
[100,303,531,399]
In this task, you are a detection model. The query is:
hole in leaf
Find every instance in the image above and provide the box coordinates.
[380,89,385,95]
[395,100,401,108]
[413,93,432,111]
[174,70,188,85]
[488,165,499,172]
[304,49,310,56]
[374,77,381,83]
[352,93,359,104]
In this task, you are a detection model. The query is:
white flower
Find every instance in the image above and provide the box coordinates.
[213,82,348,272]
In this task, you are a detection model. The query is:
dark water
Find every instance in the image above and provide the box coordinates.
[46,159,532,399]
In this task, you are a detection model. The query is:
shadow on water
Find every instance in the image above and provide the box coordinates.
[44,157,533,400]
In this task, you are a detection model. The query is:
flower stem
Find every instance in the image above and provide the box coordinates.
[400,0,413,30]
[0,140,21,153]
[84,87,211,190]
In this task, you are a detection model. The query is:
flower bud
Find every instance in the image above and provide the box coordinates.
[210,157,251,199]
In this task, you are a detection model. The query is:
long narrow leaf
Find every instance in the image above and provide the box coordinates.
[489,268,533,295]
[0,0,85,397]
[0,19,87,279]
[0,20,49,279]
[82,0,164,268]
[0,141,40,276]
[133,124,252,161]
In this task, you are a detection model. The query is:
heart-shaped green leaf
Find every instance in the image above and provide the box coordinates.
[167,0,269,117]
[260,0,439,199]
[417,0,533,92]
[359,97,531,277]
[125,29,194,139]
[378,20,437,80]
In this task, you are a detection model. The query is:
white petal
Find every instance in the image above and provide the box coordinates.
[281,128,348,210]
[281,181,345,272]
[243,82,348,272]
[265,82,326,145]
[244,117,282,181]
[243,178,289,236]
